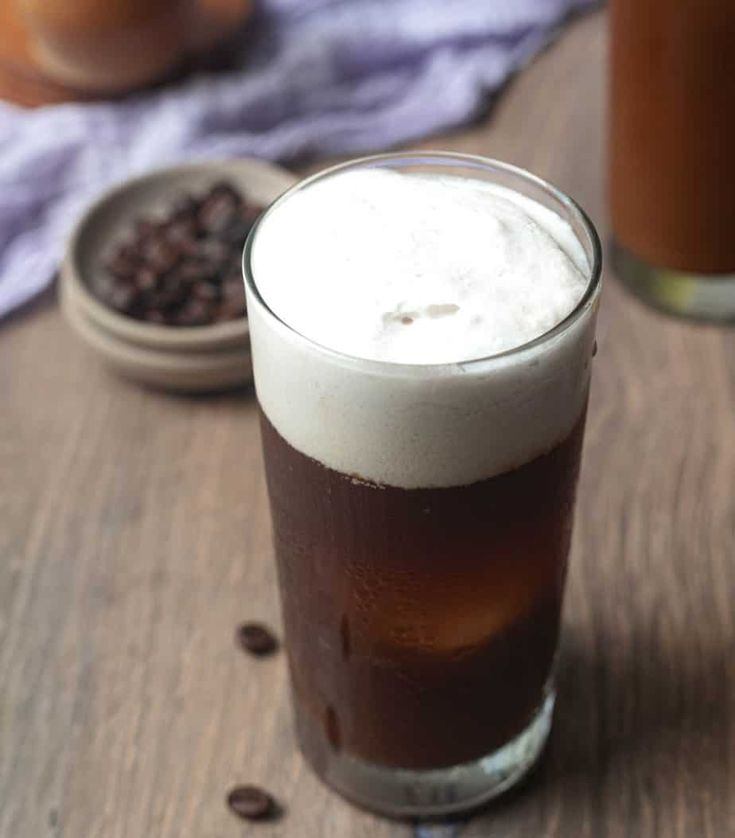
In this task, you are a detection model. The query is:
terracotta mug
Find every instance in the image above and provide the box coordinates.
[18,0,197,92]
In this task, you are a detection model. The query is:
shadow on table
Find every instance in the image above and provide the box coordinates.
[165,381,256,404]
[552,627,730,779]
[454,625,732,835]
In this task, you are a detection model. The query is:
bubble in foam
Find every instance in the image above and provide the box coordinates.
[252,169,588,365]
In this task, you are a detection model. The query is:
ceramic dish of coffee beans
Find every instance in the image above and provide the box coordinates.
[60,159,297,392]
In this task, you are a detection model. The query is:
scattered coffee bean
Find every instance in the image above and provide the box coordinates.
[236,622,278,656]
[226,785,276,821]
[93,180,263,326]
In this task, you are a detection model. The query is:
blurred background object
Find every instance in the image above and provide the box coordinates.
[0,0,251,105]
[0,0,594,320]
[609,0,735,320]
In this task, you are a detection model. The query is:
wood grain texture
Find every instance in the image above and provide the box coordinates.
[1,10,734,838]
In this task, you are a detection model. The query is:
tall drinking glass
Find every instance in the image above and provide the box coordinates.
[243,153,601,817]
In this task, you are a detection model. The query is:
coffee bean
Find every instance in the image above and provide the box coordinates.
[141,237,180,274]
[153,279,188,312]
[218,303,244,322]
[171,194,198,219]
[196,238,231,266]
[105,250,138,281]
[135,267,158,292]
[222,276,245,300]
[220,278,246,320]
[217,302,244,322]
[164,218,199,247]
[98,181,261,326]
[236,622,278,656]
[198,193,239,235]
[226,785,276,821]
[221,217,253,245]
[192,281,219,302]
[174,260,209,285]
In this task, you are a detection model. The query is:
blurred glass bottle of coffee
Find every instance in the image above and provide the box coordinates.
[609,0,735,319]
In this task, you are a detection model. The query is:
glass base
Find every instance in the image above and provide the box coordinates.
[303,689,554,819]
[611,239,735,322]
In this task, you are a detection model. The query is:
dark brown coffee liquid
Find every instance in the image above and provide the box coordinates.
[261,410,586,770]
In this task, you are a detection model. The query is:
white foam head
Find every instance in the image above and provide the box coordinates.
[245,161,600,488]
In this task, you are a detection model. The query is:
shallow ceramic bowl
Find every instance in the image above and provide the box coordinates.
[61,159,297,391]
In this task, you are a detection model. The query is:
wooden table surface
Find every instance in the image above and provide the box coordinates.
[2,11,734,837]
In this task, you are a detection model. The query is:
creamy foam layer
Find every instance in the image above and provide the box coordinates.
[246,167,598,488]
[252,170,588,364]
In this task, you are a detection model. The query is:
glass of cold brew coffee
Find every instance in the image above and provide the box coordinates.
[243,153,601,817]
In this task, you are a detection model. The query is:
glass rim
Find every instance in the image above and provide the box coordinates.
[242,151,602,372]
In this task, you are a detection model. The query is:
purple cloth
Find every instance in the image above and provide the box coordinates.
[0,0,592,318]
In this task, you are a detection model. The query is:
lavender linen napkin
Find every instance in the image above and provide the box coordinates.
[0,0,592,318]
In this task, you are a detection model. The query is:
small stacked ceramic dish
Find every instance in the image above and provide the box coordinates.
[60,159,296,392]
